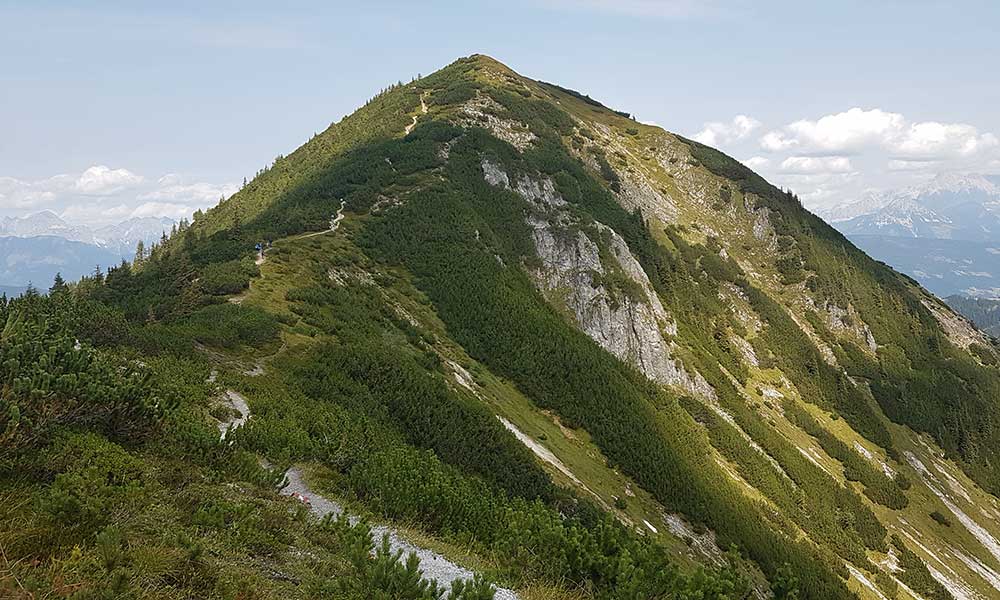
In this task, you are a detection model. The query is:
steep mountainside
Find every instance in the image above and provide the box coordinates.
[5,55,1000,600]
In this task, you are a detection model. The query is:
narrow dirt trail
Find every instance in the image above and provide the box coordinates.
[296,200,347,240]
[281,466,518,599]
[217,390,250,440]
[404,93,429,135]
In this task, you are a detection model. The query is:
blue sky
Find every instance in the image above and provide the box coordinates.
[2,0,998,224]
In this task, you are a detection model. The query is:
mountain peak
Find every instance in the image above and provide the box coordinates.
[466,53,507,67]
[11,53,1000,600]
[27,209,66,224]
[917,171,1000,198]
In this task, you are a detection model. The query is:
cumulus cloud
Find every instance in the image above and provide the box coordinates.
[74,165,144,195]
[760,131,798,152]
[762,108,902,155]
[891,122,998,159]
[130,201,203,220]
[137,175,238,206]
[779,156,854,174]
[0,165,144,209]
[0,176,57,208]
[744,107,1000,211]
[760,107,997,160]
[0,165,236,226]
[693,114,761,146]
[128,176,239,221]
[741,156,770,170]
[887,159,941,172]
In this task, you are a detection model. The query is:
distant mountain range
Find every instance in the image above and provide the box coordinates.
[822,173,1000,234]
[0,211,176,291]
[818,173,1000,299]
[1,211,176,254]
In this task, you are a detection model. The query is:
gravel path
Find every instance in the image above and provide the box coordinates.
[206,244,518,598]
[404,93,429,135]
[297,200,346,240]
[282,467,518,599]
[217,390,250,440]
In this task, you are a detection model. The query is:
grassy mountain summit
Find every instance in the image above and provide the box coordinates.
[5,54,1000,599]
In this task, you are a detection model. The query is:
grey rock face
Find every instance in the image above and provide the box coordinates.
[482,159,714,397]
[481,159,510,189]
[459,95,536,151]
[615,167,678,224]
[824,301,879,353]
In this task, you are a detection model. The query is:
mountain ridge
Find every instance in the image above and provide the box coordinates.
[1,210,176,249]
[5,54,1000,600]
[161,53,1000,597]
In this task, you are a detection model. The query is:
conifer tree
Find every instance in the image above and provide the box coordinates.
[49,272,67,295]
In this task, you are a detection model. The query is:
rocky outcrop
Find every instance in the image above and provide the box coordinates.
[571,123,679,224]
[614,166,678,224]
[482,159,715,398]
[921,298,991,351]
[459,94,536,151]
[824,301,878,353]
[482,158,510,189]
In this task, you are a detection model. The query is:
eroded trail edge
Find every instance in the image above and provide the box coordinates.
[281,466,519,599]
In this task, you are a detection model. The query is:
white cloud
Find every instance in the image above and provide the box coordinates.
[130,175,237,221]
[74,165,143,195]
[1,166,236,226]
[60,202,133,223]
[891,122,998,159]
[760,131,798,152]
[887,159,941,172]
[130,201,202,220]
[780,156,853,174]
[0,165,143,210]
[137,175,238,206]
[742,156,770,170]
[693,114,761,146]
[782,108,902,154]
[760,107,997,160]
[0,176,58,208]
[752,107,999,212]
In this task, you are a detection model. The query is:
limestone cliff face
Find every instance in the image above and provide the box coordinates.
[483,158,715,398]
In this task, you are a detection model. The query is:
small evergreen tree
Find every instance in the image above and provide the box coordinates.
[50,272,67,295]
